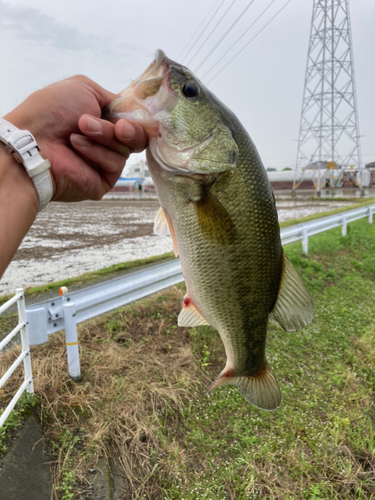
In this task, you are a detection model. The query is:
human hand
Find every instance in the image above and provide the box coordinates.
[4,75,147,202]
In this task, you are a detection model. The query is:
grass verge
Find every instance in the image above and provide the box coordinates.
[0,251,174,307]
[1,217,375,499]
[279,198,375,228]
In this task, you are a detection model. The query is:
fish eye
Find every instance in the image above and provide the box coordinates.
[182,82,200,99]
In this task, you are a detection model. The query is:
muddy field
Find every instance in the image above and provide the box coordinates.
[0,199,351,296]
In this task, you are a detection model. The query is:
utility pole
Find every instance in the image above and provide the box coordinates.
[293,0,362,194]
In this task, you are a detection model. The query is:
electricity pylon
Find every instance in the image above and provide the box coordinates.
[293,0,362,192]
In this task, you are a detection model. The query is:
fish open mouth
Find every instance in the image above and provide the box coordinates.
[102,49,173,129]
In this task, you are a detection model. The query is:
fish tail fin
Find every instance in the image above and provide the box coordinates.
[206,361,281,411]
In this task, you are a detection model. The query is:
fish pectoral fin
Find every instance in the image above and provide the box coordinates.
[207,362,281,411]
[193,189,236,245]
[178,299,210,327]
[270,251,314,332]
[154,207,170,236]
[154,207,179,257]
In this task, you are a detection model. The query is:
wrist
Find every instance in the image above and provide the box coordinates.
[0,144,39,215]
[0,145,40,279]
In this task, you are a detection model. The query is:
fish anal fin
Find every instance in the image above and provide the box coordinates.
[154,207,179,257]
[154,207,170,236]
[178,297,209,327]
[270,251,314,332]
[207,362,281,411]
[193,190,236,245]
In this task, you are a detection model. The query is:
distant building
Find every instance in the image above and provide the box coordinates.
[142,177,156,192]
[365,162,375,185]
[126,159,150,178]
[111,177,144,192]
[266,170,314,190]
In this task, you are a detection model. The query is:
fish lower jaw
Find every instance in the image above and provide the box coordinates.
[149,139,193,174]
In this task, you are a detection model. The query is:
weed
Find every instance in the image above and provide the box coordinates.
[201,345,211,369]
[55,470,75,500]
[0,392,39,454]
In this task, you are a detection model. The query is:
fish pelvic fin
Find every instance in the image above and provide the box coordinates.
[207,362,281,411]
[154,207,170,236]
[270,250,314,332]
[153,207,179,256]
[178,296,210,327]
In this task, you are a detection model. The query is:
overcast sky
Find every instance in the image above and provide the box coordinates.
[0,0,374,170]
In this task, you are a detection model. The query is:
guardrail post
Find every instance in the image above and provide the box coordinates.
[302,227,308,254]
[16,288,33,394]
[63,302,81,381]
[341,216,347,237]
[369,206,373,224]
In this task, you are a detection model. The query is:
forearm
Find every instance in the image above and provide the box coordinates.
[0,75,147,282]
[0,146,39,279]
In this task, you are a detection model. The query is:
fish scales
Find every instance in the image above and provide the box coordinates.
[158,137,281,370]
[105,50,314,410]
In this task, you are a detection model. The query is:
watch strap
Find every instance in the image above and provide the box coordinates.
[0,118,53,211]
[33,168,53,211]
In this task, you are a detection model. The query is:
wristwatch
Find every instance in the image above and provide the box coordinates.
[0,117,53,211]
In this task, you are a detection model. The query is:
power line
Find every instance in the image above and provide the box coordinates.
[206,0,293,85]
[185,0,239,68]
[194,0,257,73]
[177,1,216,61]
[181,0,227,64]
[201,0,278,79]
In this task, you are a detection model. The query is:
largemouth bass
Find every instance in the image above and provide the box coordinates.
[105,50,314,410]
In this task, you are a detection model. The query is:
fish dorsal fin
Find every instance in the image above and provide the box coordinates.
[154,207,179,257]
[207,361,281,411]
[270,251,314,332]
[193,189,236,245]
[178,298,210,327]
[154,207,170,236]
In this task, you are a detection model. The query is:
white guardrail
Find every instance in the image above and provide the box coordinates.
[0,288,34,428]
[1,204,374,427]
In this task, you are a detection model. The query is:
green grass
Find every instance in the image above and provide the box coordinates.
[0,393,39,455]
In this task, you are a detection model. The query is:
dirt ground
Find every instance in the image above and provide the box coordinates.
[0,198,351,296]
[13,199,159,262]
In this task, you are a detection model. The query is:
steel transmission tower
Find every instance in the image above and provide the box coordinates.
[294,0,362,191]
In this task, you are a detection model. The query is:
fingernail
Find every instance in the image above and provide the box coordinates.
[121,121,135,139]
[71,134,91,148]
[86,116,102,132]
